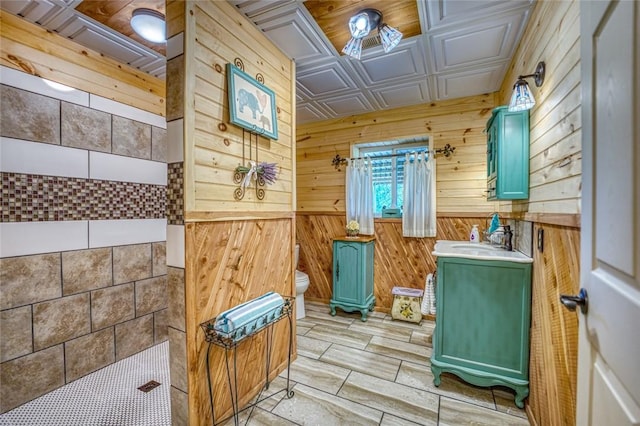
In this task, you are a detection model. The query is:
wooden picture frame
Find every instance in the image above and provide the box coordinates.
[227,63,278,140]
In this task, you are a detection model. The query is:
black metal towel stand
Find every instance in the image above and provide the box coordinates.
[201,297,295,426]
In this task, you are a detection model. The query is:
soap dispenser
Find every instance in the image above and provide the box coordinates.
[470,225,480,243]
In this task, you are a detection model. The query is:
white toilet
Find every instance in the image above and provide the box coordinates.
[295,244,310,319]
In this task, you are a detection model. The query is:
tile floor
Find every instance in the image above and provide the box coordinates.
[0,341,170,426]
[0,302,530,425]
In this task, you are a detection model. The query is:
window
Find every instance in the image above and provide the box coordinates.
[354,139,429,217]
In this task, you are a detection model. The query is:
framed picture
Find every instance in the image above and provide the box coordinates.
[227,63,279,140]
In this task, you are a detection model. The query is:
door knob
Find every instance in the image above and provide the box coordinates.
[560,288,588,314]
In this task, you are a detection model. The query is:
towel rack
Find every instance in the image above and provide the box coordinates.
[200,296,295,426]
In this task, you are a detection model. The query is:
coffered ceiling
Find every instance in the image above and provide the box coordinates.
[1,0,535,124]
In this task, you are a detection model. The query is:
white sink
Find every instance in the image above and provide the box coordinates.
[450,243,501,251]
[433,240,533,263]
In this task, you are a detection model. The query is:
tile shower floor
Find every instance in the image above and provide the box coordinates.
[0,302,530,425]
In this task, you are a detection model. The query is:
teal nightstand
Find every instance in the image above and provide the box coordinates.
[330,236,375,321]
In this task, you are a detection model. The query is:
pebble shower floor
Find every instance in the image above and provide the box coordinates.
[0,341,170,426]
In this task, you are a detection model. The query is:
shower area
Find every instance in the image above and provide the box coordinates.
[0,67,173,422]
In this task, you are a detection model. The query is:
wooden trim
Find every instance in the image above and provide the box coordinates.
[296,211,344,216]
[333,235,376,243]
[295,211,493,218]
[523,213,580,228]
[294,211,580,227]
[436,212,496,218]
[185,211,295,222]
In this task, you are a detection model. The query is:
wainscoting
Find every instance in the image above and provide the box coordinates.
[296,214,490,311]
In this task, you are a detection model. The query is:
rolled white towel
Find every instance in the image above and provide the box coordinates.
[421,274,433,315]
[429,274,437,315]
[214,292,284,338]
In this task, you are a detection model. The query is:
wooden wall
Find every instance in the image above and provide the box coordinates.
[184,1,294,215]
[0,10,165,116]
[498,1,582,424]
[498,1,581,215]
[186,219,294,422]
[176,2,296,424]
[528,224,580,426]
[295,2,582,425]
[297,214,488,310]
[296,93,499,214]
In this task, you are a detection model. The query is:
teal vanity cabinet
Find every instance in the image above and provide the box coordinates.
[486,106,530,200]
[330,236,375,321]
[431,253,532,408]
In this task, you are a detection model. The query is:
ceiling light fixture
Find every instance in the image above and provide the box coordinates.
[342,8,403,60]
[508,61,545,112]
[130,8,166,44]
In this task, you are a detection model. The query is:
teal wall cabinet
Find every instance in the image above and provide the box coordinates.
[431,256,532,408]
[330,236,375,321]
[486,106,530,200]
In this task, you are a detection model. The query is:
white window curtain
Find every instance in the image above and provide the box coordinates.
[346,158,375,235]
[402,152,436,237]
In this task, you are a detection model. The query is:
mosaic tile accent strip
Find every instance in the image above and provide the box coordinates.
[166,162,184,225]
[0,173,166,222]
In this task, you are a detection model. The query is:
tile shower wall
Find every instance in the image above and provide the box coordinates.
[165,26,187,425]
[0,69,169,414]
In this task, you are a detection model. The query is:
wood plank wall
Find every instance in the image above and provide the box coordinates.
[177,2,296,424]
[498,1,581,215]
[0,10,165,116]
[296,93,500,214]
[185,219,295,423]
[166,0,185,38]
[528,224,580,426]
[497,2,582,424]
[297,215,489,310]
[295,3,582,425]
[184,1,294,215]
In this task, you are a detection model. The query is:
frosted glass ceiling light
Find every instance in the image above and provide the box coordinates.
[343,8,402,59]
[130,8,166,43]
[508,61,545,112]
[348,10,377,39]
[379,24,403,53]
[342,37,364,60]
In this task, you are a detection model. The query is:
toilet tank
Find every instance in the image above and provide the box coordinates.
[295,244,300,268]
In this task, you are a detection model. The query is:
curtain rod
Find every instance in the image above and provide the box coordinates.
[331,143,456,171]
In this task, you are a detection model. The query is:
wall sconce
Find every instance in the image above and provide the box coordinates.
[342,8,403,60]
[508,61,545,112]
[130,8,166,43]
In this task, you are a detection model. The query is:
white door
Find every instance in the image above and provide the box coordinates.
[577,1,640,424]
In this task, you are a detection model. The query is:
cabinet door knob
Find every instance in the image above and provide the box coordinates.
[560,288,588,314]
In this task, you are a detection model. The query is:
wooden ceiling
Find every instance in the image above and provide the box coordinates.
[304,0,421,54]
[76,0,420,58]
[75,0,166,55]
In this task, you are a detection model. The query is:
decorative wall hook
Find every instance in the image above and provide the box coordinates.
[233,129,278,200]
[332,154,348,171]
[437,143,456,157]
